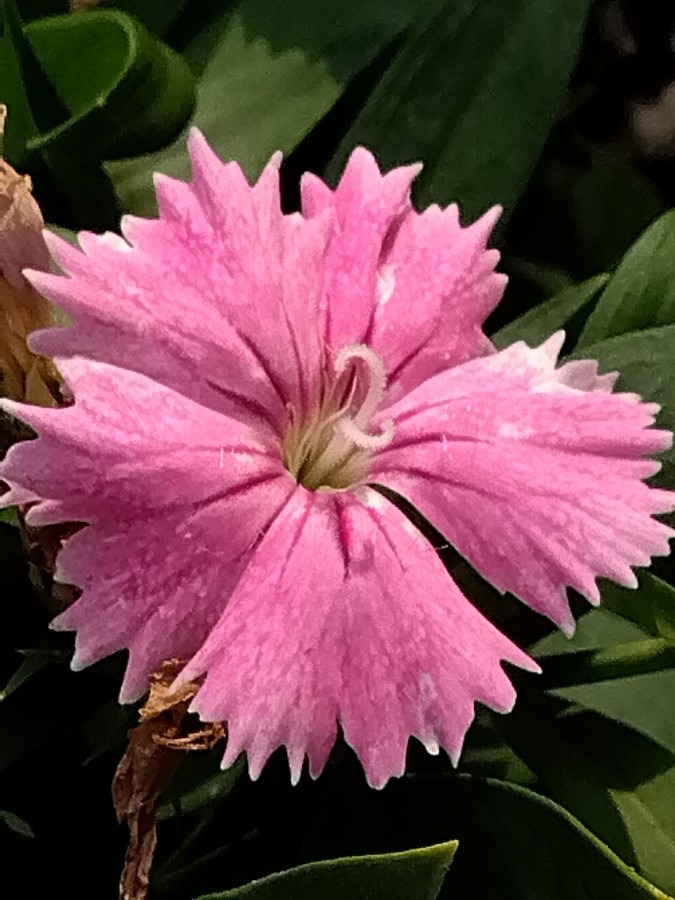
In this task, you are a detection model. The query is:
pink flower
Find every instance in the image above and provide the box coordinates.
[1,131,673,788]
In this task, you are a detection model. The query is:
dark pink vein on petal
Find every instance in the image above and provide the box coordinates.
[187,476,298,568]
[108,480,297,649]
[379,433,487,455]
[387,332,435,385]
[363,504,407,576]
[188,472,286,516]
[170,316,289,415]
[332,499,351,580]
[372,467,509,504]
[205,380,283,433]
[269,491,317,594]
[235,330,290,410]
[278,255,312,414]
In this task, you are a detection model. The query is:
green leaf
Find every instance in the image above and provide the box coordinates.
[499,710,675,896]
[0,651,54,701]
[327,0,592,223]
[0,0,70,161]
[23,10,196,161]
[0,809,34,839]
[109,0,422,216]
[105,0,188,38]
[196,842,458,900]
[534,608,675,757]
[532,572,675,655]
[0,507,20,526]
[578,210,675,347]
[461,738,537,786]
[0,632,71,701]
[601,573,675,643]
[157,757,244,821]
[506,258,575,299]
[457,776,673,899]
[538,639,675,689]
[493,274,609,349]
[555,672,675,759]
[570,325,675,488]
[529,574,675,692]
[2,6,196,227]
[534,607,648,657]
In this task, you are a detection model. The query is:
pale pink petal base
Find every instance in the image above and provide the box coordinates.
[374,336,675,633]
[179,488,537,789]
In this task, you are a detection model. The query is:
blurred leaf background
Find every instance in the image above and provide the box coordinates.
[2,0,675,897]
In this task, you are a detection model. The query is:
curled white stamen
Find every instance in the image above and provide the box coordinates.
[334,344,389,429]
[337,415,394,450]
[282,344,394,490]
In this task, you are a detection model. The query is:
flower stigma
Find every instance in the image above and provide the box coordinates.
[282,344,394,491]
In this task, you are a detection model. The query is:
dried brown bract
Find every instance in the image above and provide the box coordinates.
[19,518,84,615]
[113,660,226,900]
[0,157,60,405]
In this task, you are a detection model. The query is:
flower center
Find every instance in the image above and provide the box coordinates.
[282,344,394,491]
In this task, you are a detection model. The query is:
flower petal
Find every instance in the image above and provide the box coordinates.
[0,356,295,702]
[28,131,331,424]
[179,488,536,789]
[301,148,422,350]
[373,337,675,632]
[0,356,284,525]
[301,152,504,394]
[53,475,293,702]
[371,204,505,399]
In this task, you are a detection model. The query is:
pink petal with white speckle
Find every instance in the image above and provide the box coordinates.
[374,337,675,632]
[302,149,504,397]
[179,488,536,788]
[0,356,294,701]
[370,204,505,399]
[301,148,421,351]
[0,356,283,525]
[27,132,331,427]
[53,475,293,702]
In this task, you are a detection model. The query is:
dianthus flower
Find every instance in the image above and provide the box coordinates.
[1,131,673,788]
